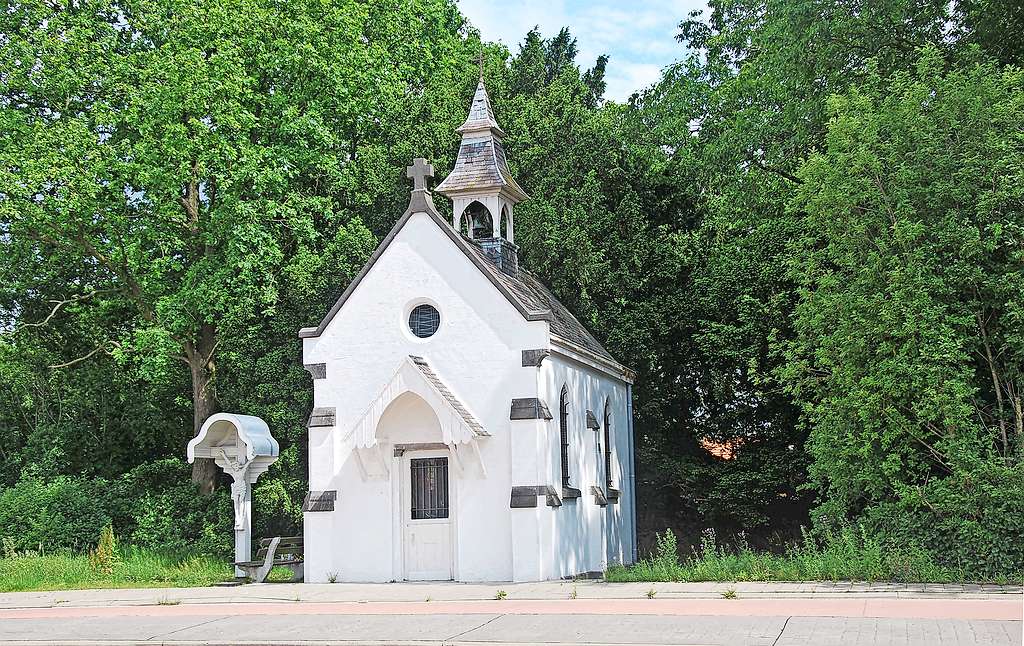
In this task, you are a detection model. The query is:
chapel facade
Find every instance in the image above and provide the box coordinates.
[298,78,637,582]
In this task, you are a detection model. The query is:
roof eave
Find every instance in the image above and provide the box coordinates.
[435,182,529,204]
[550,336,636,384]
[457,123,506,138]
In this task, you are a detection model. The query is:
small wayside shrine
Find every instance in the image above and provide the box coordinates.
[187,413,279,577]
[297,77,637,582]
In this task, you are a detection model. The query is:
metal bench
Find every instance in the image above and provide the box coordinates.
[235,536,303,583]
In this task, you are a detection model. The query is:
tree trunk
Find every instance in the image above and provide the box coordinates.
[977,312,1009,457]
[188,322,220,494]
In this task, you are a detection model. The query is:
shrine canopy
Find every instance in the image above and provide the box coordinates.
[188,413,279,475]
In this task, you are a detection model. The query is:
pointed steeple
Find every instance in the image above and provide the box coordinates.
[436,77,528,264]
[456,79,505,138]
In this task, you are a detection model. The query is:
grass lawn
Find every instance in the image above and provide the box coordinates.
[0,547,237,592]
[606,529,1021,585]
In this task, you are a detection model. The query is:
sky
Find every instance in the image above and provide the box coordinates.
[457,0,709,102]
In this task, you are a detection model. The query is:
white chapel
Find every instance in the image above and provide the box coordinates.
[297,78,637,582]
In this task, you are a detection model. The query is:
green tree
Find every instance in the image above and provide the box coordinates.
[787,48,1024,512]
[0,0,471,491]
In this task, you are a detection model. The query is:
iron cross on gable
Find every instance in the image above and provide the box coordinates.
[406,158,434,191]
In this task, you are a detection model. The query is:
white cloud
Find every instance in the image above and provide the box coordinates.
[457,0,708,101]
[605,61,664,102]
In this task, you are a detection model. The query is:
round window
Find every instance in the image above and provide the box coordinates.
[408,304,440,338]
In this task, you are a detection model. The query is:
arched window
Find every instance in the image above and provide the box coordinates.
[603,399,613,491]
[559,385,571,489]
[463,200,493,239]
[499,205,510,240]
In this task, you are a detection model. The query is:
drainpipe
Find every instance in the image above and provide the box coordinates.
[626,383,638,564]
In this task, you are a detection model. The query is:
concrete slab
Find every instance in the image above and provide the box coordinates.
[0,613,1019,646]
[0,580,1020,611]
[777,616,1022,646]
[460,614,786,646]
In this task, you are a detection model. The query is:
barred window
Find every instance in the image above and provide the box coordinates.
[408,304,440,338]
[410,457,449,520]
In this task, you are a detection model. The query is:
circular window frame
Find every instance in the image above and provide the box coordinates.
[403,299,442,341]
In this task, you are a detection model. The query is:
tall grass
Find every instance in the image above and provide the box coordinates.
[606,527,1016,584]
[0,544,233,592]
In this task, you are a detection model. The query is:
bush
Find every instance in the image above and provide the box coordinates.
[0,477,113,552]
[88,525,120,575]
[864,461,1024,578]
[122,460,233,558]
[0,459,235,558]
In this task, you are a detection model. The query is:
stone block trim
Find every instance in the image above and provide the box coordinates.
[510,486,538,508]
[510,397,553,420]
[607,487,621,503]
[586,410,600,429]
[303,490,336,512]
[393,442,449,457]
[562,486,582,501]
[304,363,327,380]
[509,485,562,508]
[590,485,609,507]
[307,407,336,428]
[521,349,550,367]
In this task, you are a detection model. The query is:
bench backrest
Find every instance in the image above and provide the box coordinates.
[259,536,302,548]
[256,535,303,559]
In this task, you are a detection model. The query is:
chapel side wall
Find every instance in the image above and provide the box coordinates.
[301,212,547,583]
[539,353,635,579]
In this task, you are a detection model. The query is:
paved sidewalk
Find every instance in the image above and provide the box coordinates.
[0,581,1020,645]
[1,580,1020,609]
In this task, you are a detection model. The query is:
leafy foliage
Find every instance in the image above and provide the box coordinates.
[1,0,1022,578]
[787,48,1024,568]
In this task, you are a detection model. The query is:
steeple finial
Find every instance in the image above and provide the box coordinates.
[478,44,484,81]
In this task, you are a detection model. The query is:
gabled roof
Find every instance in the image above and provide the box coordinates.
[347,355,488,448]
[409,356,484,436]
[298,200,630,380]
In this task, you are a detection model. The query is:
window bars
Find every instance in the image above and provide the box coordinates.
[410,457,449,520]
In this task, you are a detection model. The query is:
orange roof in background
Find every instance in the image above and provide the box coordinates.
[700,437,742,460]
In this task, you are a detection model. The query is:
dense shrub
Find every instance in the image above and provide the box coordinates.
[863,461,1024,577]
[0,458,298,559]
[0,477,112,551]
[129,484,233,558]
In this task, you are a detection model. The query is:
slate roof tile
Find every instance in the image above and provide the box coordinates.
[409,355,487,436]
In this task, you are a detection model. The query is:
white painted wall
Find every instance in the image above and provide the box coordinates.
[535,352,636,580]
[301,210,635,582]
[302,211,546,582]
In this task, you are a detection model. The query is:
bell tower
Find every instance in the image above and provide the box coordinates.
[436,75,528,276]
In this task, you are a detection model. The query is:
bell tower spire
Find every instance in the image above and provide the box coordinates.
[436,76,529,265]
